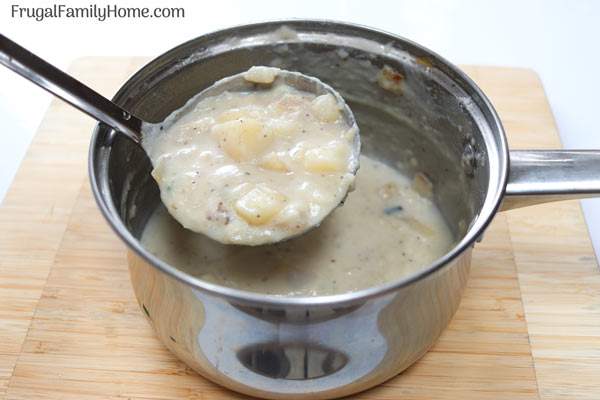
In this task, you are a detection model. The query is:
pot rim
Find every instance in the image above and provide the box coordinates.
[89,19,509,307]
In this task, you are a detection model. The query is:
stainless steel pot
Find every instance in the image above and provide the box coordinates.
[89,20,600,399]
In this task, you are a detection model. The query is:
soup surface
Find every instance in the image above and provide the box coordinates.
[141,155,454,296]
[142,67,358,246]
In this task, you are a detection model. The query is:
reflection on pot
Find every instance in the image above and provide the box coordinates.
[194,288,391,393]
[237,342,348,380]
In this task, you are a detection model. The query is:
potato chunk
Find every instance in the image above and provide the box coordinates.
[235,186,286,225]
[266,118,300,138]
[304,142,349,173]
[311,94,341,122]
[244,66,278,84]
[260,152,289,172]
[212,118,272,161]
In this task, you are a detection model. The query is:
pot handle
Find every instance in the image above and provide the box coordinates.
[501,150,600,211]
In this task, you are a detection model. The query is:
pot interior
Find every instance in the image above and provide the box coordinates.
[92,21,505,280]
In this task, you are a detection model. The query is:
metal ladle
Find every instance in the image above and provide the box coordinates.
[0,34,360,243]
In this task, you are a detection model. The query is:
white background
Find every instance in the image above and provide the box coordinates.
[2,0,600,258]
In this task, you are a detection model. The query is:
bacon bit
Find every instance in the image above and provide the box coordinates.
[207,202,231,225]
[377,65,404,94]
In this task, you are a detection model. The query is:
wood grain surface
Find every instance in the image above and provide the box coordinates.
[0,59,598,399]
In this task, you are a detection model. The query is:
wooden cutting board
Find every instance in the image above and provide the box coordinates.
[1,59,599,400]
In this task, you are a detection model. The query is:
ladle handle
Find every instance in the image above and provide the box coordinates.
[0,34,142,143]
[501,150,600,210]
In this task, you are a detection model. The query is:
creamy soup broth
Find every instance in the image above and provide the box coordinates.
[140,155,454,296]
